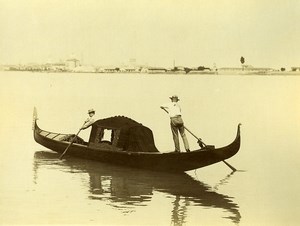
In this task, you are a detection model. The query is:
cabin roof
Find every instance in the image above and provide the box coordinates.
[90,116,159,153]
[93,116,143,129]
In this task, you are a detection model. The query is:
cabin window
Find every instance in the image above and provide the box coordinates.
[89,127,121,150]
[95,128,114,144]
[101,129,113,143]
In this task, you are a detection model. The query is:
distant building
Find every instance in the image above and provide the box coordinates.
[188,69,215,75]
[72,65,96,73]
[291,67,300,72]
[166,66,186,74]
[46,62,67,72]
[129,58,136,67]
[66,58,80,69]
[142,67,167,74]
[219,65,275,75]
[120,67,139,73]
[102,67,118,73]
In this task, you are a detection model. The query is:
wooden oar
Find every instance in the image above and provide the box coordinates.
[161,108,237,172]
[183,126,206,148]
[183,125,237,171]
[59,123,85,160]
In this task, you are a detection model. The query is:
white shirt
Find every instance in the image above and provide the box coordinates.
[161,102,182,118]
[82,116,95,129]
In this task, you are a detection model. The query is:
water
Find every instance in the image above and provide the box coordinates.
[1,71,300,225]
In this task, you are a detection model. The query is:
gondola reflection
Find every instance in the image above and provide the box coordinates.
[34,151,241,224]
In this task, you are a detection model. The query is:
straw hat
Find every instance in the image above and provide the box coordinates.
[169,95,180,101]
[88,109,95,114]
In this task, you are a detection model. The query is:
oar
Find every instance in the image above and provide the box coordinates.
[161,108,237,172]
[59,122,85,160]
[183,126,206,148]
[184,125,237,171]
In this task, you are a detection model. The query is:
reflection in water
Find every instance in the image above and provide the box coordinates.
[213,171,236,191]
[34,151,241,225]
[171,195,190,226]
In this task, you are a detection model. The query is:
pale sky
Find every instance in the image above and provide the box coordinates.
[0,0,299,69]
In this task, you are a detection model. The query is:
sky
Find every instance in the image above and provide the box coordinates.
[0,0,299,69]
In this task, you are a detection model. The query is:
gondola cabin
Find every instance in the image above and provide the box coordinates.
[88,116,159,153]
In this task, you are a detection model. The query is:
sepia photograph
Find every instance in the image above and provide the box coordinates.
[1,0,300,225]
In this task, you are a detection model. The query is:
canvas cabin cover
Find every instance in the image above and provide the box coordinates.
[88,116,159,153]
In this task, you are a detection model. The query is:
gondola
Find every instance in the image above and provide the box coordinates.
[33,109,241,172]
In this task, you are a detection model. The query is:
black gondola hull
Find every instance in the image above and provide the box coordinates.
[33,120,241,172]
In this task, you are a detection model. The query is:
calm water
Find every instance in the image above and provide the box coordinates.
[1,71,300,225]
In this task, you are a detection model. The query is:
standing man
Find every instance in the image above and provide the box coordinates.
[160,95,190,153]
[81,109,95,130]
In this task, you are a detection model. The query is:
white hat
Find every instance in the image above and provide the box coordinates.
[169,95,180,101]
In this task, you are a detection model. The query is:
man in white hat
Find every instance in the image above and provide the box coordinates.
[160,95,190,152]
[81,109,95,130]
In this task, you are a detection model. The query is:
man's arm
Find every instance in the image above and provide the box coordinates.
[81,118,95,130]
[160,103,169,110]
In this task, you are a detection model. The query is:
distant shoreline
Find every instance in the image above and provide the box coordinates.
[1,69,300,76]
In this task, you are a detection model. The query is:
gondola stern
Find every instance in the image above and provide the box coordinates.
[237,123,242,139]
[221,123,242,160]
